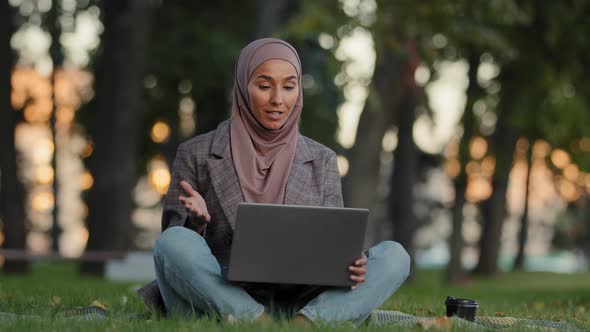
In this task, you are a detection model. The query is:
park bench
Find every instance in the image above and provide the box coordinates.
[0,249,126,262]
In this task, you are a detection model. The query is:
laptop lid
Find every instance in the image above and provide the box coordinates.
[227,203,368,287]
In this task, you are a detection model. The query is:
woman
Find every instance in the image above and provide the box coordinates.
[138,38,410,326]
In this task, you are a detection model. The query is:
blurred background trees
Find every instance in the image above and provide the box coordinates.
[1,0,29,273]
[1,0,589,282]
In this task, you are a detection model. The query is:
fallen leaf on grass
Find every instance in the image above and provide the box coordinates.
[494,312,506,317]
[51,296,61,307]
[417,316,452,331]
[91,300,108,310]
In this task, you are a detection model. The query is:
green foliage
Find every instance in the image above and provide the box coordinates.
[277,0,349,151]
[141,1,256,168]
[140,0,349,168]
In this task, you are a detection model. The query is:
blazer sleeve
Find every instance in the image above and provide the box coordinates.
[323,152,344,208]
[161,144,196,231]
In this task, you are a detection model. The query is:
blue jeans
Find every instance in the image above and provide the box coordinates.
[154,226,410,326]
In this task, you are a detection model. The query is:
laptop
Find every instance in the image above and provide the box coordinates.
[226,203,368,287]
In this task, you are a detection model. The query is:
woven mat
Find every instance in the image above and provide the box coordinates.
[0,306,108,321]
[370,310,580,330]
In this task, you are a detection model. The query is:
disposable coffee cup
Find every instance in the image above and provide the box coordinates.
[445,296,478,321]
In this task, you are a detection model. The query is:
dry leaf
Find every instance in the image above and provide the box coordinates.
[91,300,108,309]
[494,312,506,317]
[417,316,452,331]
[50,296,61,306]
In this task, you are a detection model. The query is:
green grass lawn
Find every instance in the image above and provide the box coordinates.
[0,263,588,331]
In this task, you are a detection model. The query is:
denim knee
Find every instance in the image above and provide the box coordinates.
[155,226,208,261]
[371,241,411,281]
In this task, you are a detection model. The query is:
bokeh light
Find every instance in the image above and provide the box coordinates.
[558,179,579,202]
[56,106,75,125]
[35,165,54,185]
[532,139,551,159]
[336,155,349,176]
[148,157,171,195]
[480,156,496,177]
[31,191,54,212]
[466,175,493,202]
[81,141,93,158]
[515,137,529,155]
[27,231,51,253]
[150,121,171,143]
[31,139,54,165]
[469,136,488,160]
[563,164,579,182]
[79,171,94,190]
[550,149,570,169]
[444,158,460,178]
[465,161,480,176]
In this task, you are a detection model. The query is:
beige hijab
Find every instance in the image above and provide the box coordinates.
[230,38,303,204]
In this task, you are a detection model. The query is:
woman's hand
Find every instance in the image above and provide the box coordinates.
[179,180,211,233]
[348,253,367,290]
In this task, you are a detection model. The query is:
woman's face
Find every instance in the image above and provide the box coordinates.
[247,59,299,130]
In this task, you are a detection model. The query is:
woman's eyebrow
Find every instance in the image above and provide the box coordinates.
[255,74,273,81]
[254,74,298,81]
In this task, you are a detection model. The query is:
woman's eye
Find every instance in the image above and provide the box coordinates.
[284,86,295,90]
[259,85,271,90]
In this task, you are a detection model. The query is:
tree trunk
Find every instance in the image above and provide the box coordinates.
[48,0,63,252]
[0,1,30,274]
[256,0,300,37]
[343,92,389,246]
[513,144,532,270]
[81,0,155,275]
[473,119,515,276]
[389,90,418,278]
[445,52,481,283]
[446,178,466,282]
[343,49,406,246]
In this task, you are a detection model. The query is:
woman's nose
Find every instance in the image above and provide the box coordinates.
[270,89,283,106]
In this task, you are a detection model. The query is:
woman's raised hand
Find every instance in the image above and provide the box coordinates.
[179,180,211,231]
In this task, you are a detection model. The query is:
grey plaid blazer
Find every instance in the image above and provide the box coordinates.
[137,119,343,315]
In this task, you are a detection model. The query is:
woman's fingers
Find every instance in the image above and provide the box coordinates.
[349,255,367,290]
[348,265,366,274]
[179,195,211,222]
[350,274,366,283]
[354,254,368,266]
[350,274,366,290]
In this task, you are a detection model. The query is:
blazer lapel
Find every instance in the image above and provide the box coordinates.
[207,121,243,229]
[284,134,314,206]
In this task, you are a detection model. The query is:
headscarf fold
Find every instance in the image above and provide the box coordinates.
[230,38,303,204]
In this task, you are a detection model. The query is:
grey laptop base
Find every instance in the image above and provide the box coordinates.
[227,203,368,287]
